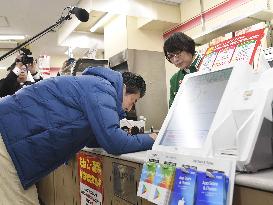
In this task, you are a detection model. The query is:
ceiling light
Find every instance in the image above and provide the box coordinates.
[0,35,25,40]
[90,13,114,32]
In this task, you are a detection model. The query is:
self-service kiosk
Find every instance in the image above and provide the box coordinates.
[154,61,273,172]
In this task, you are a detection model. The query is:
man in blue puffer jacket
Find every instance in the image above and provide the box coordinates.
[0,66,157,204]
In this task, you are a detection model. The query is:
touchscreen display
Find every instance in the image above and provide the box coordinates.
[160,68,232,148]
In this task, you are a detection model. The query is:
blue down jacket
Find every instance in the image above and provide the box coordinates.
[0,67,154,189]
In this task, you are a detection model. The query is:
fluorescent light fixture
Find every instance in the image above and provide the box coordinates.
[90,13,114,32]
[0,35,25,40]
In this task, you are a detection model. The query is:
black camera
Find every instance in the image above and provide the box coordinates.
[16,48,33,65]
[21,54,33,65]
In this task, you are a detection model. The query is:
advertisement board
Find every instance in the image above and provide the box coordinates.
[78,152,103,205]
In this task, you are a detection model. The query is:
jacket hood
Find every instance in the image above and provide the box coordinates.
[82,67,125,118]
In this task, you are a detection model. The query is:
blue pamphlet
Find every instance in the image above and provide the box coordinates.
[195,170,227,205]
[170,166,197,205]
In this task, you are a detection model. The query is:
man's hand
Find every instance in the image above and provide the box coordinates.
[27,61,38,75]
[15,62,24,69]
[149,133,157,141]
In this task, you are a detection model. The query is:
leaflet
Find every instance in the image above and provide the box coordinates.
[170,166,197,205]
[137,161,157,200]
[149,163,176,205]
[195,170,227,205]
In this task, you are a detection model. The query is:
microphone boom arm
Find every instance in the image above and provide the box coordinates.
[0,13,72,62]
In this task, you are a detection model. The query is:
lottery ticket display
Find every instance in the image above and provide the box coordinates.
[199,29,264,71]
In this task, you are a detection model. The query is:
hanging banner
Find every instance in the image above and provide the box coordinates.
[78,152,103,205]
[199,29,265,71]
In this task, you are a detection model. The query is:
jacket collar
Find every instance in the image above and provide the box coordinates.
[82,67,126,119]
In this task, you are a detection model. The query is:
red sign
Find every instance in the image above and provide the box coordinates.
[78,151,103,205]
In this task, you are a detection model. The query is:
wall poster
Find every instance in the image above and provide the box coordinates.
[199,29,265,71]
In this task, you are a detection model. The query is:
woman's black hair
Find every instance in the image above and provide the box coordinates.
[122,72,146,98]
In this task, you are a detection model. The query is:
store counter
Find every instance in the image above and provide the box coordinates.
[82,147,148,164]
[38,148,273,205]
[83,148,273,191]
[236,169,273,192]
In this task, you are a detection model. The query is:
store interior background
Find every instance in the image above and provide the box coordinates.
[1,0,273,130]
[2,1,273,204]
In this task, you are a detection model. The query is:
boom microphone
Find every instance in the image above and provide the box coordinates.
[70,7,89,22]
[0,6,90,62]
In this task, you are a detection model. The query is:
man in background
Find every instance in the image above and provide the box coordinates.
[0,48,43,97]
[163,32,201,107]
[57,57,76,76]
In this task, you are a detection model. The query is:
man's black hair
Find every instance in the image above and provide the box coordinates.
[122,72,146,98]
[163,32,195,62]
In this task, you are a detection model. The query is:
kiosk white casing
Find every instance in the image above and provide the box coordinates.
[153,61,273,172]
[211,62,273,172]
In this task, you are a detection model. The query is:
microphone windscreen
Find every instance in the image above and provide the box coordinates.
[71,7,89,22]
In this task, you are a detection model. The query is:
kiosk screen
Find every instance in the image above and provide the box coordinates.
[160,68,232,148]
